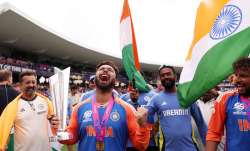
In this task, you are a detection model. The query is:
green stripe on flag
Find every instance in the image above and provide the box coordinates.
[52,148,58,151]
[178,27,250,108]
[122,44,149,92]
[7,134,14,151]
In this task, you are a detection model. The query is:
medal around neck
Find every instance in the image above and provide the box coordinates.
[96,140,105,151]
[49,67,71,140]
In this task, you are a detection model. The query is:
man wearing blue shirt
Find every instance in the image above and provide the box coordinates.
[147,65,207,151]
[126,88,158,151]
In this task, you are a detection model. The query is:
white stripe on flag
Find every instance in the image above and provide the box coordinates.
[180,0,250,84]
[120,17,132,49]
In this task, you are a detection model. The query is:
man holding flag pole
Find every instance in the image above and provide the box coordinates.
[120,0,150,92]
[120,1,160,150]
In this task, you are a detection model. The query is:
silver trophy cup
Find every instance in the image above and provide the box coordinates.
[49,67,71,140]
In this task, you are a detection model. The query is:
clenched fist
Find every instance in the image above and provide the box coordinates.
[136,107,148,127]
[49,115,60,129]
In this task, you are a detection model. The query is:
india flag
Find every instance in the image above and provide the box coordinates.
[177,0,250,108]
[120,0,149,92]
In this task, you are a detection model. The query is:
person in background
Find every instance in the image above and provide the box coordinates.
[89,75,96,90]
[66,84,81,151]
[0,69,20,115]
[206,57,250,151]
[197,89,219,125]
[0,69,20,151]
[79,76,96,102]
[154,79,164,93]
[194,88,225,151]
[12,83,21,93]
[69,84,80,107]
[0,71,59,151]
[126,88,159,151]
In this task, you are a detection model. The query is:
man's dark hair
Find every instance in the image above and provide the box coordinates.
[19,71,37,82]
[233,57,250,71]
[0,69,12,82]
[70,84,78,90]
[96,61,119,75]
[158,65,176,75]
[89,75,96,83]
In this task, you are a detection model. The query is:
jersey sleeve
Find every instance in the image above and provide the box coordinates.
[146,96,159,124]
[46,99,58,135]
[47,99,54,118]
[0,99,18,150]
[125,103,151,151]
[206,92,232,142]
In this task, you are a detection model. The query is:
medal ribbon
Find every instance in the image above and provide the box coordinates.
[240,96,250,122]
[92,95,114,142]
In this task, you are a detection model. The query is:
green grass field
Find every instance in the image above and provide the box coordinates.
[60,145,77,151]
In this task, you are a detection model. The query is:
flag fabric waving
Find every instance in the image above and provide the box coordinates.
[177,0,250,108]
[120,0,150,92]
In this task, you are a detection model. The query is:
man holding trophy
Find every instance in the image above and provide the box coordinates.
[0,71,59,151]
[59,61,151,151]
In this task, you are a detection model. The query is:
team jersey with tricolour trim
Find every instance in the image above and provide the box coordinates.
[62,95,151,151]
[207,91,250,151]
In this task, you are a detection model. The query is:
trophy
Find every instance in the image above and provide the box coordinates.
[49,67,71,140]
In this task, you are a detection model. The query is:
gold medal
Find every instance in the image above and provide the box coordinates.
[96,140,105,151]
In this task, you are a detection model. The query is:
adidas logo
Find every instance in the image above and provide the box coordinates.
[161,102,167,106]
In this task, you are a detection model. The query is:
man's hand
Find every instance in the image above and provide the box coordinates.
[136,107,148,127]
[49,115,60,129]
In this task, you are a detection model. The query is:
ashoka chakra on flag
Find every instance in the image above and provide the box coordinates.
[210,5,242,40]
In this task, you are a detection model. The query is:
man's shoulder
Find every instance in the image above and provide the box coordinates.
[216,90,238,104]
[80,90,95,101]
[120,93,130,101]
[7,86,20,95]
[36,93,50,101]
[115,97,136,114]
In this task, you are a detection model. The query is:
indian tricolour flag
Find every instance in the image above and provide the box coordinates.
[177,0,250,108]
[120,0,149,92]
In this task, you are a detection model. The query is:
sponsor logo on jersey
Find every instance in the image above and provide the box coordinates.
[110,111,120,122]
[37,104,46,114]
[162,109,189,117]
[233,102,246,115]
[38,104,45,110]
[161,102,167,106]
[20,108,25,112]
[83,110,93,122]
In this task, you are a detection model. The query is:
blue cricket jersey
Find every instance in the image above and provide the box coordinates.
[62,95,151,151]
[207,91,250,151]
[125,90,158,147]
[147,91,207,151]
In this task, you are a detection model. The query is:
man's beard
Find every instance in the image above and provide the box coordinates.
[25,87,36,96]
[161,79,175,90]
[131,96,138,102]
[241,86,250,97]
[95,78,115,93]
